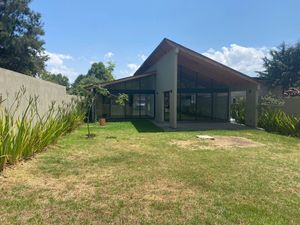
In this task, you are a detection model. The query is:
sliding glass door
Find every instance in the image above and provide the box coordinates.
[180,93,196,120]
[196,93,212,119]
[109,93,155,119]
[177,92,228,121]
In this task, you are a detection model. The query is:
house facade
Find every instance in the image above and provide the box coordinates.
[95,39,259,128]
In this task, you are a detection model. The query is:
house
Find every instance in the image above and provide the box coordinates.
[94,38,259,129]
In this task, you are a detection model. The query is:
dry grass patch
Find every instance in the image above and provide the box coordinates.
[96,178,199,223]
[1,122,300,225]
[211,136,265,148]
[0,161,97,202]
[171,136,264,150]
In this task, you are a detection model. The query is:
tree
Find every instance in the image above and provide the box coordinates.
[41,72,70,89]
[87,61,115,82]
[78,79,127,138]
[0,0,48,76]
[71,62,115,95]
[73,74,85,87]
[258,42,300,90]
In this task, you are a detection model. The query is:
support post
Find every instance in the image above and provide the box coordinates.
[245,86,258,127]
[227,91,231,121]
[170,90,177,129]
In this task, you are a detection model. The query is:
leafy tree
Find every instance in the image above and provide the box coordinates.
[0,0,47,76]
[73,76,103,95]
[73,74,85,87]
[87,61,115,82]
[71,62,115,95]
[40,72,70,89]
[258,42,300,90]
[78,78,127,138]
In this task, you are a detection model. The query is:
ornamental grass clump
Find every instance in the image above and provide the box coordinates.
[0,89,84,171]
[258,110,300,137]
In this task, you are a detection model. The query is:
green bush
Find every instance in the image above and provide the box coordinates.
[0,89,84,171]
[258,110,300,137]
[231,98,245,124]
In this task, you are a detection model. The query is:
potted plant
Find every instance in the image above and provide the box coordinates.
[99,116,106,126]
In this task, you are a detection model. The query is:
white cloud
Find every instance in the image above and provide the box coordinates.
[127,63,140,71]
[138,54,147,61]
[202,44,271,76]
[45,51,78,81]
[118,63,140,77]
[104,52,114,60]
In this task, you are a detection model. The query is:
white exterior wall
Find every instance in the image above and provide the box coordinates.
[0,68,75,117]
[146,48,179,128]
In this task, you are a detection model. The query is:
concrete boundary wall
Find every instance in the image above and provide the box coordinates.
[0,67,76,117]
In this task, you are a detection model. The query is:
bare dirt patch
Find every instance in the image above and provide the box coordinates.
[171,136,264,150]
[210,136,265,148]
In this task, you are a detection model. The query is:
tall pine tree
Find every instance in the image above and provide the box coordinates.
[0,0,47,76]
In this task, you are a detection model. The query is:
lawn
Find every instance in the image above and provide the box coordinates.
[0,121,300,224]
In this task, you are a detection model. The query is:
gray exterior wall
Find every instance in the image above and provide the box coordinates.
[146,48,179,128]
[0,68,75,117]
[232,85,300,117]
[283,97,300,115]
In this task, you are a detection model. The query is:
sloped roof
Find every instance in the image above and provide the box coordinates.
[101,72,155,87]
[134,38,258,89]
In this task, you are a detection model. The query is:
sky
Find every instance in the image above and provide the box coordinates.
[30,0,300,82]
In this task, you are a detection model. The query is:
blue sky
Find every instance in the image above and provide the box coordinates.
[30,0,300,82]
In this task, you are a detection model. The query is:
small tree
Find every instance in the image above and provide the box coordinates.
[78,81,127,138]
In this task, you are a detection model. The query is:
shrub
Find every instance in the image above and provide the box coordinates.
[0,89,84,171]
[231,98,245,124]
[258,110,300,137]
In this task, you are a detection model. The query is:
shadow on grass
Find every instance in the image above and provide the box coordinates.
[131,120,164,133]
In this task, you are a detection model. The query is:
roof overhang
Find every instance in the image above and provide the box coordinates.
[101,71,156,87]
[134,38,259,91]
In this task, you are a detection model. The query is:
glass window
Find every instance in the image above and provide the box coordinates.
[140,75,155,90]
[106,82,125,90]
[180,93,196,120]
[110,96,125,118]
[213,92,228,120]
[197,93,212,119]
[101,96,110,118]
[125,94,140,118]
[178,69,197,89]
[140,94,154,118]
[125,79,139,90]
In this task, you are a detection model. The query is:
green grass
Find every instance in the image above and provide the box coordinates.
[0,121,300,224]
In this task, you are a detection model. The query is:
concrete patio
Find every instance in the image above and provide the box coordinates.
[152,121,251,132]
